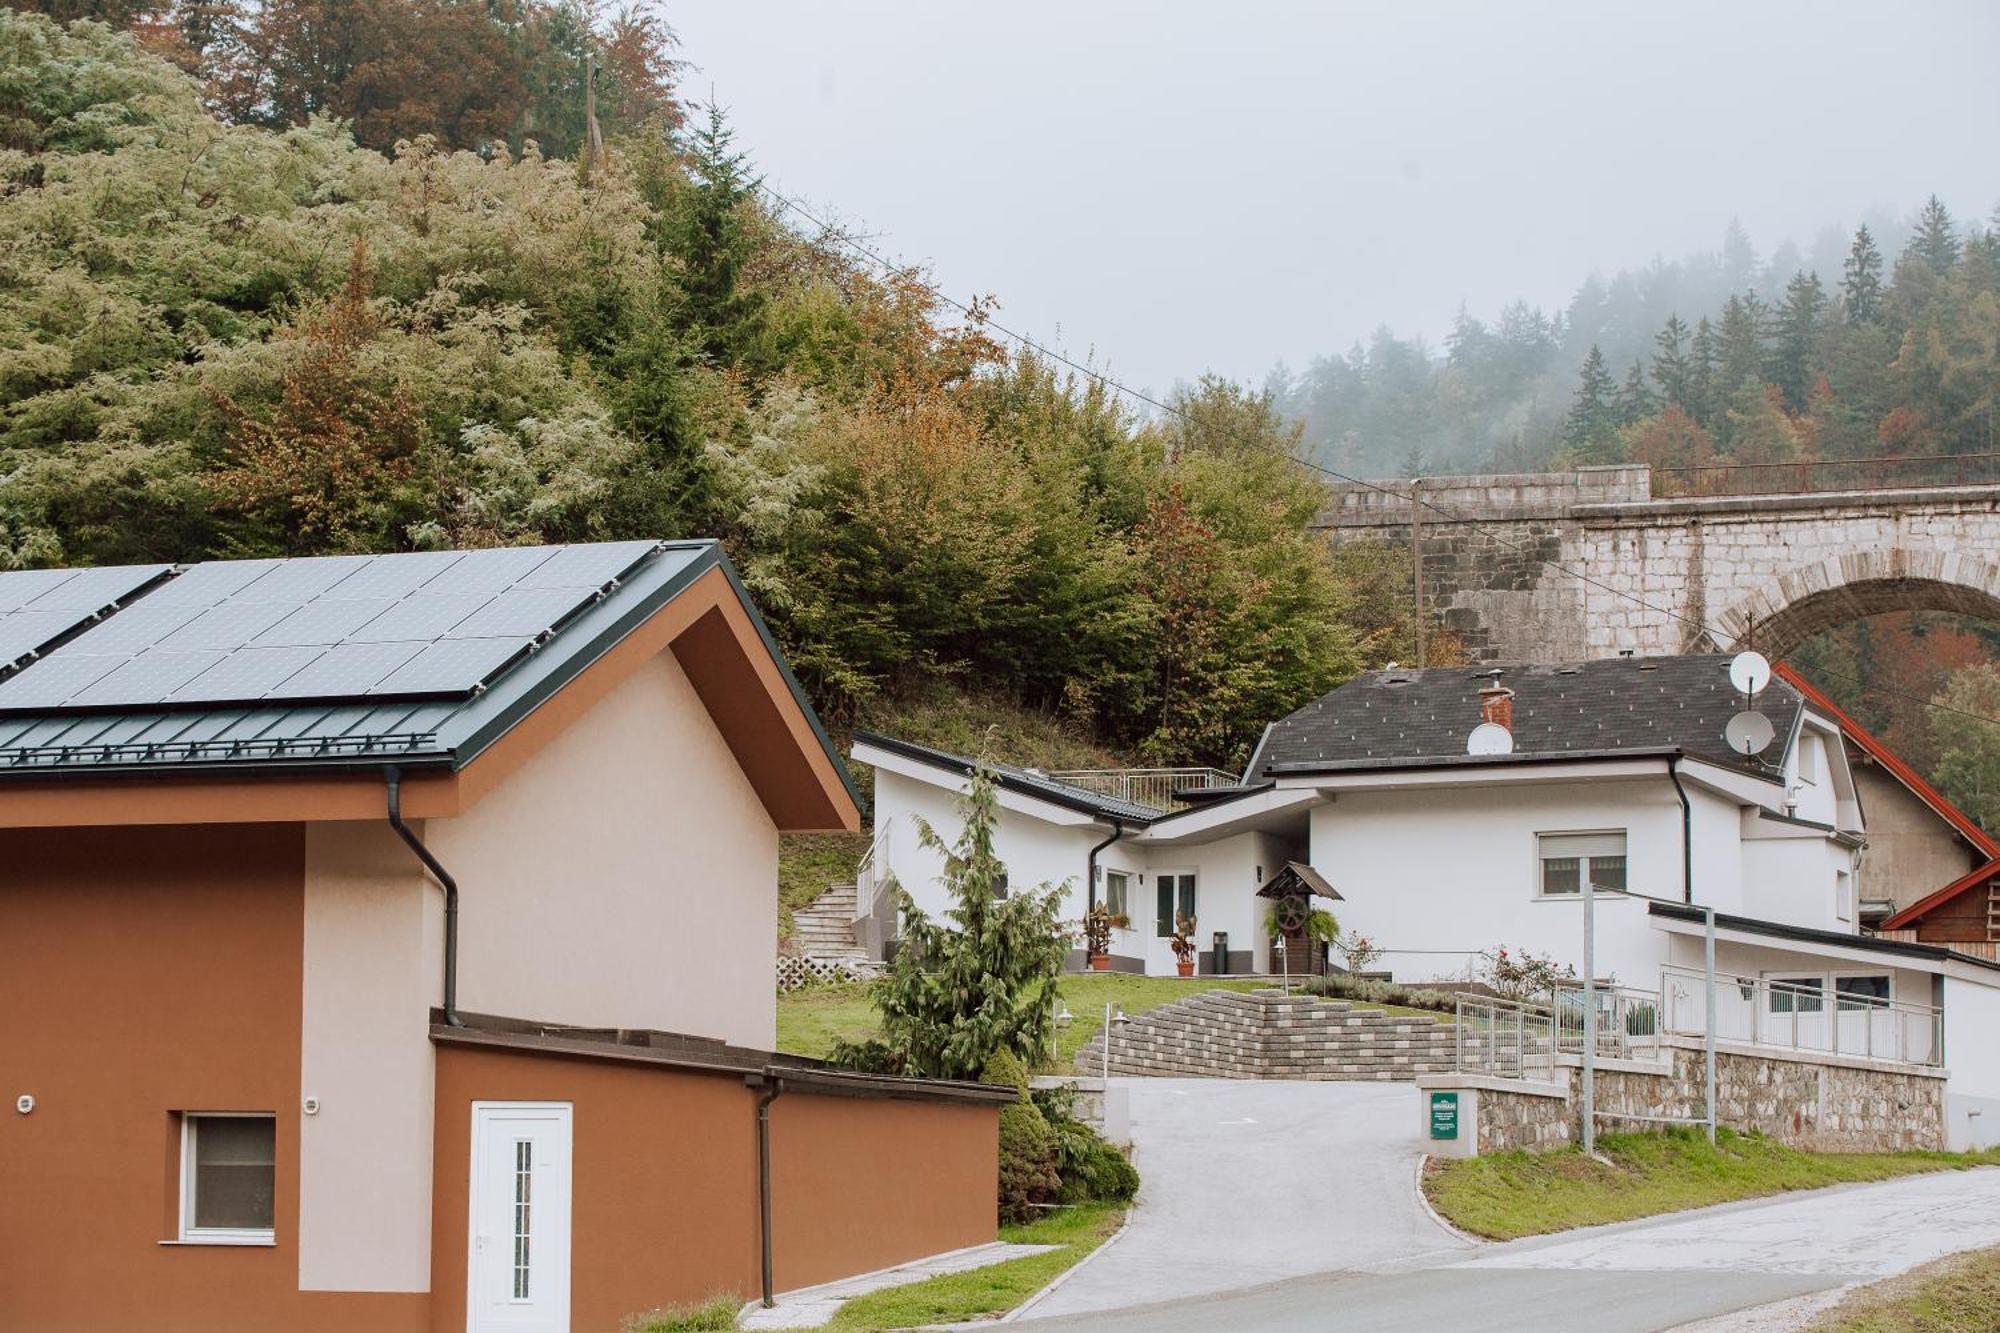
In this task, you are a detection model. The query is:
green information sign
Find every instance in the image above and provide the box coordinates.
[1429,1091,1459,1140]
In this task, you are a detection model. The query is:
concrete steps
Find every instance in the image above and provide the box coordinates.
[1075,989,1459,1081]
[790,882,876,970]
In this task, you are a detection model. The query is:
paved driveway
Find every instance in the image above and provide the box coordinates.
[1023,1078,1467,1320]
[1024,1164,2000,1331]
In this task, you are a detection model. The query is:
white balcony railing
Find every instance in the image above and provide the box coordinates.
[1044,767,1239,813]
[1659,965,1942,1067]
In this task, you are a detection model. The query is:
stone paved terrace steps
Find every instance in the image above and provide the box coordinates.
[789,880,873,968]
[1075,989,1458,1081]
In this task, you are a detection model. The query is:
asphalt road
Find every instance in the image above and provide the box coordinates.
[1018,1077,2000,1331]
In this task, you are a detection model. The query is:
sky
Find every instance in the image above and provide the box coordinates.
[673,1,2000,399]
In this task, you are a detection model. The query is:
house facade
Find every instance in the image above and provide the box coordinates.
[859,654,2000,1149]
[0,542,1005,1333]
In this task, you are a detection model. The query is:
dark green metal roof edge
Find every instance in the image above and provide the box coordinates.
[442,541,860,811]
[851,730,1166,825]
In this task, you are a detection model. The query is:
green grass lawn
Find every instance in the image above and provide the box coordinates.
[776,973,1446,1071]
[1807,1244,2000,1331]
[1426,1126,2000,1241]
[777,832,870,943]
[825,1201,1125,1330]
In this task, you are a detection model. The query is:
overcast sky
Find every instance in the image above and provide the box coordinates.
[673,1,2000,398]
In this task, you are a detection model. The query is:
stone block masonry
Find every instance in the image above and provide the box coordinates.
[1420,1035,1946,1156]
[1316,464,2000,662]
[1074,989,1457,1081]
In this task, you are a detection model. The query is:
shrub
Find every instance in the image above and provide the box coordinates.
[1305,972,1459,1016]
[621,1294,741,1331]
[982,1050,1061,1224]
[1032,1082,1140,1205]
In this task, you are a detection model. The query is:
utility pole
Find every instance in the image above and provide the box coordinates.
[1411,477,1426,668]
[582,47,605,179]
[1582,870,1596,1155]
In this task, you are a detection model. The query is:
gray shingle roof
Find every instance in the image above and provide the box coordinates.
[0,541,850,788]
[1254,654,1803,777]
[852,732,1171,823]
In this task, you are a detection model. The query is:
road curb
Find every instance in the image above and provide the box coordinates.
[1413,1153,1485,1246]
[1001,1206,1135,1323]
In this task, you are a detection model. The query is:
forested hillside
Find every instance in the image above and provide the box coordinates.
[0,10,1408,772]
[1276,206,1999,482]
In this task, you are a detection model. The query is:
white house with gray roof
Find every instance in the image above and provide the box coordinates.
[854,653,2000,1148]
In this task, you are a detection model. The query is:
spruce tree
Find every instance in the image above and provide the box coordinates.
[1616,360,1656,426]
[1842,224,1884,324]
[1773,270,1826,412]
[1717,294,1766,394]
[1651,315,1694,413]
[665,100,769,367]
[1907,195,1959,277]
[1689,316,1718,427]
[842,765,1069,1080]
[1562,344,1619,460]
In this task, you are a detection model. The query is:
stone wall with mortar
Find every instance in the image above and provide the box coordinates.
[1317,466,2000,663]
[1573,1039,1945,1152]
[1478,1085,1574,1153]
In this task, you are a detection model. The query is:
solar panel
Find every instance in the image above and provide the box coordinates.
[68,650,229,708]
[444,587,590,639]
[370,637,531,695]
[0,563,174,672]
[249,597,396,648]
[0,542,662,711]
[346,593,493,644]
[171,646,326,703]
[514,540,658,590]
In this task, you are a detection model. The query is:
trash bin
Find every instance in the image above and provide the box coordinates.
[1212,930,1229,975]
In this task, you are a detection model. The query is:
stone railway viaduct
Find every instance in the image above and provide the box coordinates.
[1314,463,2000,664]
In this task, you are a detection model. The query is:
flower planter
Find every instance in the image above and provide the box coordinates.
[1176,961,1195,978]
[1089,954,1111,972]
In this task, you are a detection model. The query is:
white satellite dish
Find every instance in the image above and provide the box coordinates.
[1724,709,1776,757]
[1467,721,1515,756]
[1728,650,1772,696]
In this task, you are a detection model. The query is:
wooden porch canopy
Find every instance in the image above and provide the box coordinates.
[1257,861,1343,901]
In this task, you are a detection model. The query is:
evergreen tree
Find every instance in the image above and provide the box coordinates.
[1615,360,1655,426]
[1689,316,1718,427]
[1651,315,1695,413]
[662,100,769,369]
[1842,224,1884,325]
[1772,270,1826,412]
[1562,344,1619,461]
[838,765,1069,1080]
[1716,294,1766,394]
[1907,195,1960,277]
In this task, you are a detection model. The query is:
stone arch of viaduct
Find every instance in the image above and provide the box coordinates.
[1314,464,2000,663]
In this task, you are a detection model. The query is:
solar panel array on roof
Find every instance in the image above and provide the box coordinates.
[0,563,173,676]
[0,542,660,712]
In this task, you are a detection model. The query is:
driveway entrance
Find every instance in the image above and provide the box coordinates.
[1024,1079,1467,1319]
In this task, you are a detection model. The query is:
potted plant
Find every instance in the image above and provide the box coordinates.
[1083,902,1129,971]
[1170,912,1199,977]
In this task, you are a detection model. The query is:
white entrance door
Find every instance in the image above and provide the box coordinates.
[469,1103,573,1333]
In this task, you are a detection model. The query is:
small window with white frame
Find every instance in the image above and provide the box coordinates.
[1537,832,1627,896]
[180,1113,276,1243]
[1102,869,1130,919]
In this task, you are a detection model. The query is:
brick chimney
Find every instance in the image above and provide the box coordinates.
[1478,682,1515,732]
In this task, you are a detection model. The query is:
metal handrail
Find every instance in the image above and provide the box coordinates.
[1552,982,1662,1060]
[1045,767,1240,812]
[1453,993,1559,1081]
[1659,964,1942,1066]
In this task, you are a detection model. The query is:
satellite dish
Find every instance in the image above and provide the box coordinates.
[1725,709,1776,757]
[1467,721,1515,756]
[1728,650,1772,696]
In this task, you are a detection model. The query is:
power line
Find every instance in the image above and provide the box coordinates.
[760,184,2000,733]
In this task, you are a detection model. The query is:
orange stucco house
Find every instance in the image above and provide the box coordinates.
[0,541,1003,1333]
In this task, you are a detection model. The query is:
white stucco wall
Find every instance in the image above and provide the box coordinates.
[1943,974,2000,1149]
[298,822,439,1293]
[431,649,780,1047]
[870,769,1292,975]
[1307,776,1715,987]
